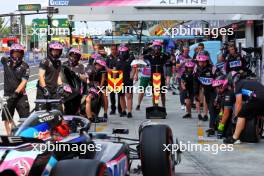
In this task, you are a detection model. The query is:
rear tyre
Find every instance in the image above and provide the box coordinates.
[50,159,109,176]
[240,116,263,143]
[139,125,174,176]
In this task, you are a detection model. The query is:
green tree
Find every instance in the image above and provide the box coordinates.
[0,17,11,37]
[0,17,4,29]
[0,26,11,37]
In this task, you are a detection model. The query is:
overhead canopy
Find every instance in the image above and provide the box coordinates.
[92,35,204,44]
[49,0,264,21]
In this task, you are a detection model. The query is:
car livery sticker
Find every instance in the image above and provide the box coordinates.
[106,153,128,176]
[33,130,51,140]
[42,156,58,176]
[0,151,40,176]
[19,123,50,139]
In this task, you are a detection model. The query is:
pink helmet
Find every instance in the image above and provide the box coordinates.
[69,48,81,55]
[185,61,195,68]
[10,43,24,52]
[152,40,162,46]
[49,41,63,50]
[91,53,101,59]
[212,75,228,88]
[212,80,227,87]
[118,46,129,52]
[94,58,106,67]
[196,54,209,62]
[10,43,24,61]
[89,87,99,95]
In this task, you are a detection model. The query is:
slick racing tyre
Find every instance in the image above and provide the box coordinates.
[240,116,264,143]
[139,125,175,176]
[50,159,110,176]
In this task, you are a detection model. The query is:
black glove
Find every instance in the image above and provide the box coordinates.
[8,92,20,105]
[57,85,64,96]
[42,87,50,98]
[10,92,20,100]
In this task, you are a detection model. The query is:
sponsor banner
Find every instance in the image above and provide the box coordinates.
[49,0,208,6]
[49,0,263,7]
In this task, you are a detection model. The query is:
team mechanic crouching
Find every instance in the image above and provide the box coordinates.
[224,71,264,144]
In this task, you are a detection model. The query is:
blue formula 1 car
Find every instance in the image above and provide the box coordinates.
[0,99,181,176]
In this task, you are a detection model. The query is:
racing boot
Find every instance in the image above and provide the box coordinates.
[206,128,215,137]
[102,113,108,122]
[203,115,209,121]
[110,110,116,115]
[182,113,192,119]
[127,112,133,118]
[120,111,127,117]
[198,114,203,120]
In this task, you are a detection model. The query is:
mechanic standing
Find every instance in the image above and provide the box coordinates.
[176,46,192,110]
[149,40,169,107]
[36,41,64,110]
[225,45,248,74]
[116,44,136,118]
[63,48,86,80]
[106,45,122,115]
[181,61,196,118]
[136,49,152,111]
[1,43,30,135]
[62,48,86,115]
[193,54,217,136]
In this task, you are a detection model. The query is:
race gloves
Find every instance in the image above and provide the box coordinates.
[42,87,50,98]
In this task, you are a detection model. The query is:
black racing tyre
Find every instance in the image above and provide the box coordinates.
[139,125,174,176]
[0,170,17,176]
[240,116,263,143]
[50,159,110,176]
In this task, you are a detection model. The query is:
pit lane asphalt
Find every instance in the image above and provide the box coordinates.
[0,81,264,176]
